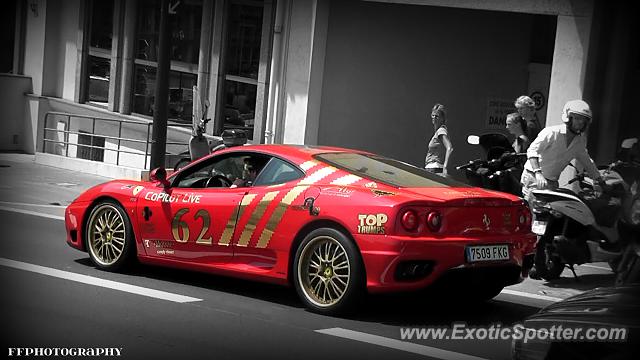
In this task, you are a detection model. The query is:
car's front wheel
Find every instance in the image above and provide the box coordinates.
[293,228,364,315]
[85,200,135,271]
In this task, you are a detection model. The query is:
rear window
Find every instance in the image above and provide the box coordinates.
[315,152,469,188]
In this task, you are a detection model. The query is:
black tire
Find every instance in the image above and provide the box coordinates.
[174,158,190,171]
[615,247,639,286]
[85,200,135,272]
[534,241,565,280]
[293,228,364,315]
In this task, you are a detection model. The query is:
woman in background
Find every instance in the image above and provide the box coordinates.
[424,103,453,176]
[505,112,531,153]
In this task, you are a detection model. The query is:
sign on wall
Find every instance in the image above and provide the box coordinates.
[486,99,514,130]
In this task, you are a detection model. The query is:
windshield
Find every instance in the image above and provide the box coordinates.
[315,152,469,188]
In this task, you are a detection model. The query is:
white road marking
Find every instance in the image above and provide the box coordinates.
[580,264,612,271]
[0,201,66,208]
[0,206,64,221]
[500,289,563,302]
[0,258,202,303]
[316,328,488,360]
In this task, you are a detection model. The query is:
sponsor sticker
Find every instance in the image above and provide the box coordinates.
[371,189,395,197]
[133,186,144,196]
[144,191,202,204]
[357,213,388,234]
[321,187,354,198]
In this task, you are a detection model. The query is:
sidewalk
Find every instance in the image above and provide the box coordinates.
[0,153,110,217]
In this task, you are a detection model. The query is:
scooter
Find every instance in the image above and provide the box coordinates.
[530,138,640,280]
[614,139,640,285]
[615,196,640,285]
[173,100,247,171]
[456,133,526,196]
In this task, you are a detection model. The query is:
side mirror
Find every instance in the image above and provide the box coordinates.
[467,135,480,145]
[621,138,638,149]
[149,167,170,188]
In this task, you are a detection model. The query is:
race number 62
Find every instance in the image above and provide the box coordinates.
[171,208,213,245]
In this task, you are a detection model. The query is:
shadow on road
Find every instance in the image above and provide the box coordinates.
[74,258,541,326]
[542,273,615,291]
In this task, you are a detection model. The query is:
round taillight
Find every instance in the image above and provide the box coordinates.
[401,210,418,231]
[426,211,441,232]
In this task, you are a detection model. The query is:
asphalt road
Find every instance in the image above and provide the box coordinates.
[0,154,618,360]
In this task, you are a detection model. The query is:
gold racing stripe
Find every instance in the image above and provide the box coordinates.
[330,174,362,186]
[236,191,280,247]
[217,194,257,246]
[256,186,309,248]
[299,160,318,171]
[299,166,337,185]
[255,166,338,248]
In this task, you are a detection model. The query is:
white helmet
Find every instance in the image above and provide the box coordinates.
[562,99,592,123]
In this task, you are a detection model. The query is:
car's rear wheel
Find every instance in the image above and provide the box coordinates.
[294,228,363,315]
[85,200,134,271]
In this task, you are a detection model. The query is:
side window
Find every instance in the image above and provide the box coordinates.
[173,153,270,188]
[253,158,303,186]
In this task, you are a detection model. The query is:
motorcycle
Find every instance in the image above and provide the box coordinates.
[614,138,640,285]
[173,100,247,171]
[530,138,640,281]
[456,133,526,196]
[615,196,640,285]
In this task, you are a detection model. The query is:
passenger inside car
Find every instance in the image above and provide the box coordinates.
[230,157,259,188]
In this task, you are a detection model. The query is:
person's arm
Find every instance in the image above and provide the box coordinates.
[526,127,551,188]
[440,133,453,176]
[576,147,603,184]
[519,135,531,153]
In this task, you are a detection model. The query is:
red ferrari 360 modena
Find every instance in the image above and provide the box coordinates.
[65,144,536,314]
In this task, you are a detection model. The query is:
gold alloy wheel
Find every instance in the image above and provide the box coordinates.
[297,235,351,308]
[87,204,126,266]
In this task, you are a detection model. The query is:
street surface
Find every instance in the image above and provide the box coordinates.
[0,154,617,360]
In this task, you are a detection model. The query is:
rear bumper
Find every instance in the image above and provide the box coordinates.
[354,233,537,293]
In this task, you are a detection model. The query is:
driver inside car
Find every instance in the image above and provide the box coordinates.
[230,158,258,188]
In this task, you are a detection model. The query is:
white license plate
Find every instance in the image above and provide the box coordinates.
[531,220,547,235]
[466,245,509,262]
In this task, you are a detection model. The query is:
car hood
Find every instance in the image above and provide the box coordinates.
[525,285,640,328]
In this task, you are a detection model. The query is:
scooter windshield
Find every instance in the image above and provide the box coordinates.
[478,133,515,160]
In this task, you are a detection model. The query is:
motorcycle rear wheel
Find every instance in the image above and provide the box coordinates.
[534,242,565,280]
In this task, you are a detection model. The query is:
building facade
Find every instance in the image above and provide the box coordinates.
[1,0,637,175]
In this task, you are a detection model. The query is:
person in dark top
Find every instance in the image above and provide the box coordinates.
[515,95,542,143]
[505,112,530,153]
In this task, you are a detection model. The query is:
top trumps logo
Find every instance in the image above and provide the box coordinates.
[357,214,388,234]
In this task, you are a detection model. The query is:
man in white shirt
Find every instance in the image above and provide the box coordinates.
[522,99,606,280]
[521,99,605,204]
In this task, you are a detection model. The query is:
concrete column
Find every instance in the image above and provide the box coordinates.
[209,0,226,136]
[118,0,137,114]
[546,10,594,126]
[195,0,215,121]
[252,0,275,144]
[265,0,289,144]
[23,0,48,96]
[278,0,329,145]
[108,0,125,112]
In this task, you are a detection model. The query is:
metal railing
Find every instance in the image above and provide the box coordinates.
[42,111,191,169]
